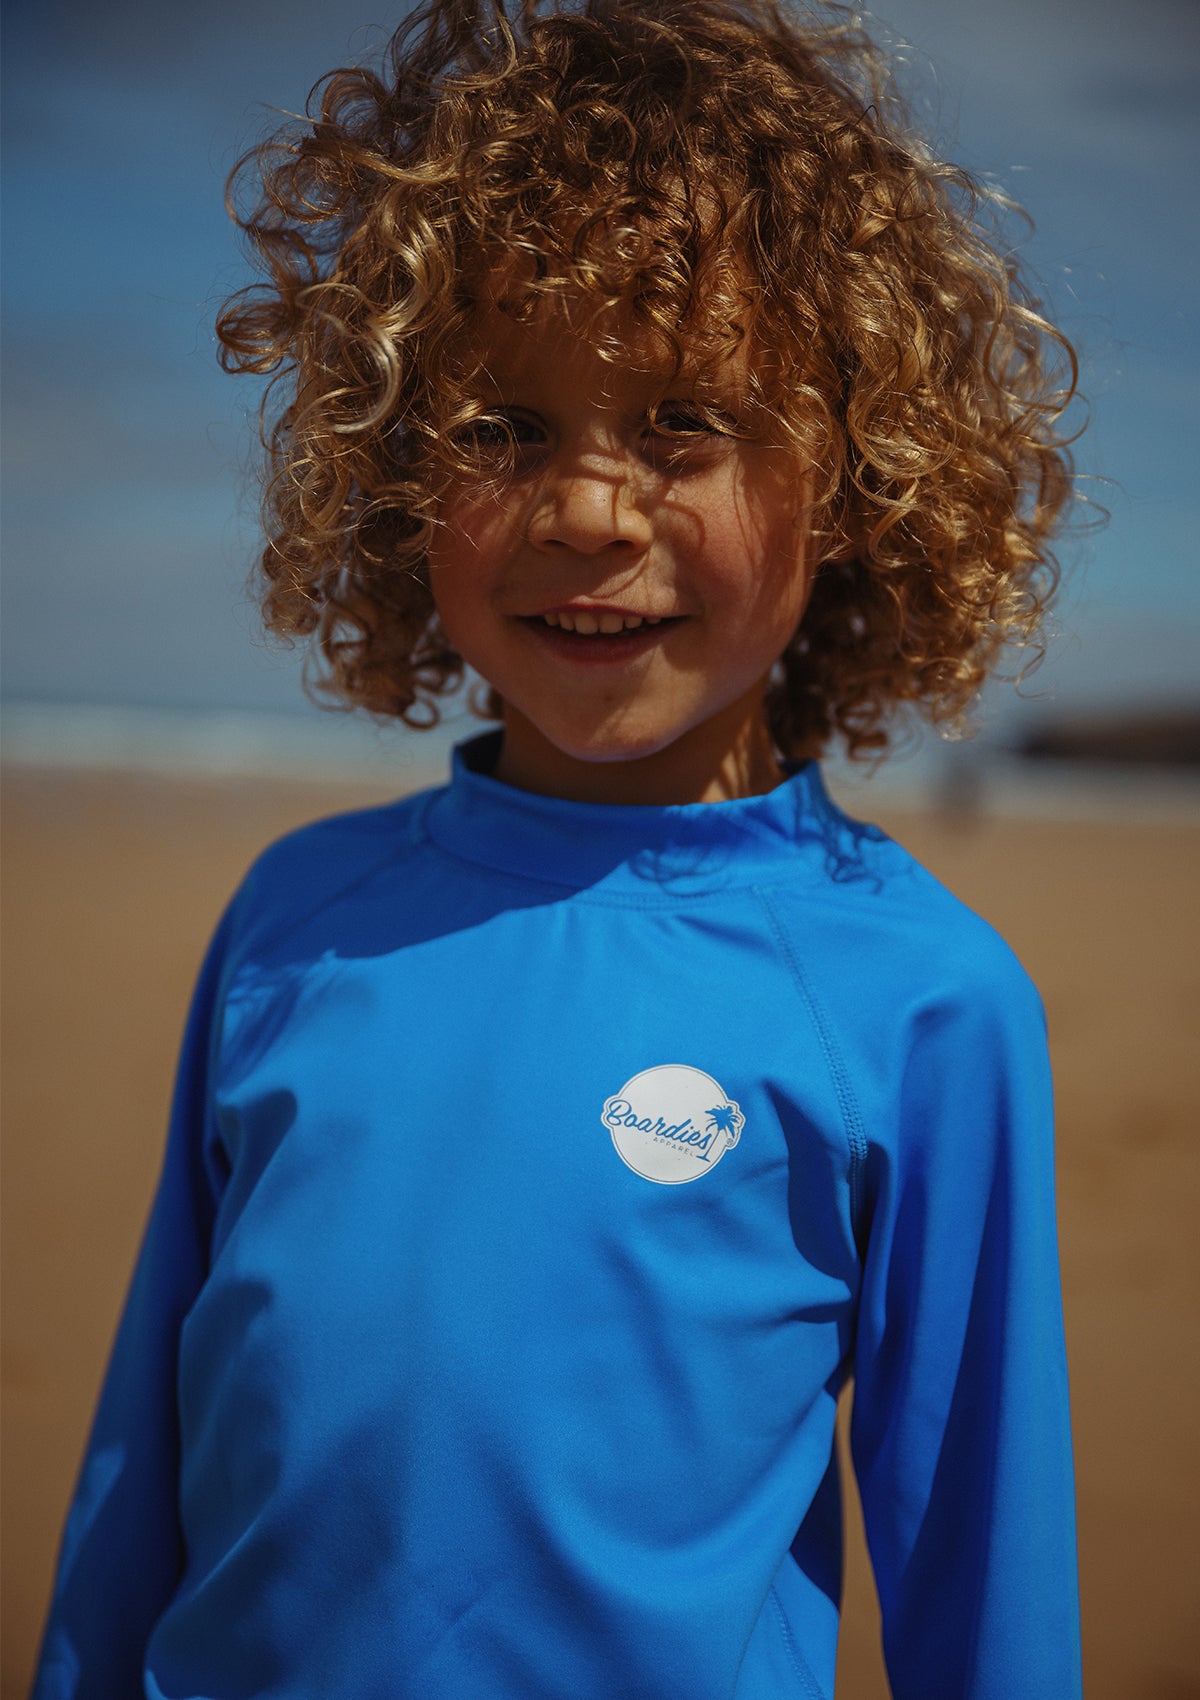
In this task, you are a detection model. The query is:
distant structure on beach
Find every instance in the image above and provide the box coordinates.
[1016,709,1200,769]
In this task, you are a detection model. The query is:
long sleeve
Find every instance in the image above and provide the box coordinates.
[850,950,1082,1699]
[32,909,233,1700]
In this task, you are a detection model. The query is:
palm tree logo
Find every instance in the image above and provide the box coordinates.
[705,1102,743,1156]
[603,1066,745,1185]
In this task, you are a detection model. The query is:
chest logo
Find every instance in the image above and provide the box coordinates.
[602,1065,744,1185]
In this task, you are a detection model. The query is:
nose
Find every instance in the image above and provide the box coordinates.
[527,448,653,557]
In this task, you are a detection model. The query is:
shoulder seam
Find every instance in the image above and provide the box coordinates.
[755,884,868,1236]
[235,792,437,962]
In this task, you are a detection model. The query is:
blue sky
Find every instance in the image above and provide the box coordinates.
[3,0,1197,746]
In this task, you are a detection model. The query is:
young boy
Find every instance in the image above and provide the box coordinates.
[34,2,1082,1696]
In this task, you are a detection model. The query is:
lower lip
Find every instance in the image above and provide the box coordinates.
[519,618,682,665]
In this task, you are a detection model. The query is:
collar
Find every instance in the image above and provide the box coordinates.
[423,731,844,896]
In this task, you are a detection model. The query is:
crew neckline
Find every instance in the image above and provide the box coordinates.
[423,730,843,895]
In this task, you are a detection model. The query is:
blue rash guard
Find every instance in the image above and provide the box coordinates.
[33,733,1081,1700]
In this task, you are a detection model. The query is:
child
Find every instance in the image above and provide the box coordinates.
[34,1,1083,1695]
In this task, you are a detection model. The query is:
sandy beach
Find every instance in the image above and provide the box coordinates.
[3,762,1197,1699]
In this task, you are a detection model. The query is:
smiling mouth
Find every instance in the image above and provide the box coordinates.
[527,610,676,635]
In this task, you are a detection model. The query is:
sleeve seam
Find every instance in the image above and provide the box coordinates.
[768,1584,830,1700]
[755,884,869,1242]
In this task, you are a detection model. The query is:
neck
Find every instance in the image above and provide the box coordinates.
[493,709,787,806]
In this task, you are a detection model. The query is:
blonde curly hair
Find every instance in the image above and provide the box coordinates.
[217,0,1080,759]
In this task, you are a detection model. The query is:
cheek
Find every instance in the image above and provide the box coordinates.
[426,545,480,655]
[427,496,521,628]
[708,487,811,628]
[746,469,813,624]
[434,494,512,571]
[701,452,809,576]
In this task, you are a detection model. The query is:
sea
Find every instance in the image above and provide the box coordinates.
[4,699,1198,825]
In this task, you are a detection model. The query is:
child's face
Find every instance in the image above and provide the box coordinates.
[427,302,813,804]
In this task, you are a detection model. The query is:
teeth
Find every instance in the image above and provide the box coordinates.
[542,610,663,634]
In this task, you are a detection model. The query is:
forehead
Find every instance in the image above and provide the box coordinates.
[461,285,757,399]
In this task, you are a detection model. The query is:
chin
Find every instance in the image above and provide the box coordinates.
[547,730,683,767]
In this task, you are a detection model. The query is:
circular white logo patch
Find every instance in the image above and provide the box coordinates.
[601,1065,744,1185]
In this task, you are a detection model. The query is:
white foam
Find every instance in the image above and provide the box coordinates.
[0,700,457,788]
[3,701,1197,822]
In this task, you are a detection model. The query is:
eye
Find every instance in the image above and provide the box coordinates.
[648,403,724,439]
[453,409,545,453]
[643,401,740,470]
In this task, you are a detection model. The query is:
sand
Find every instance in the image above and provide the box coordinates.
[3,764,1198,1699]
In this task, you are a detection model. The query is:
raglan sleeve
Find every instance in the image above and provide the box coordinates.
[849,941,1082,1700]
[31,901,236,1700]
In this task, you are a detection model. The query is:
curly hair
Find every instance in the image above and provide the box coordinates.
[217,0,1080,759]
